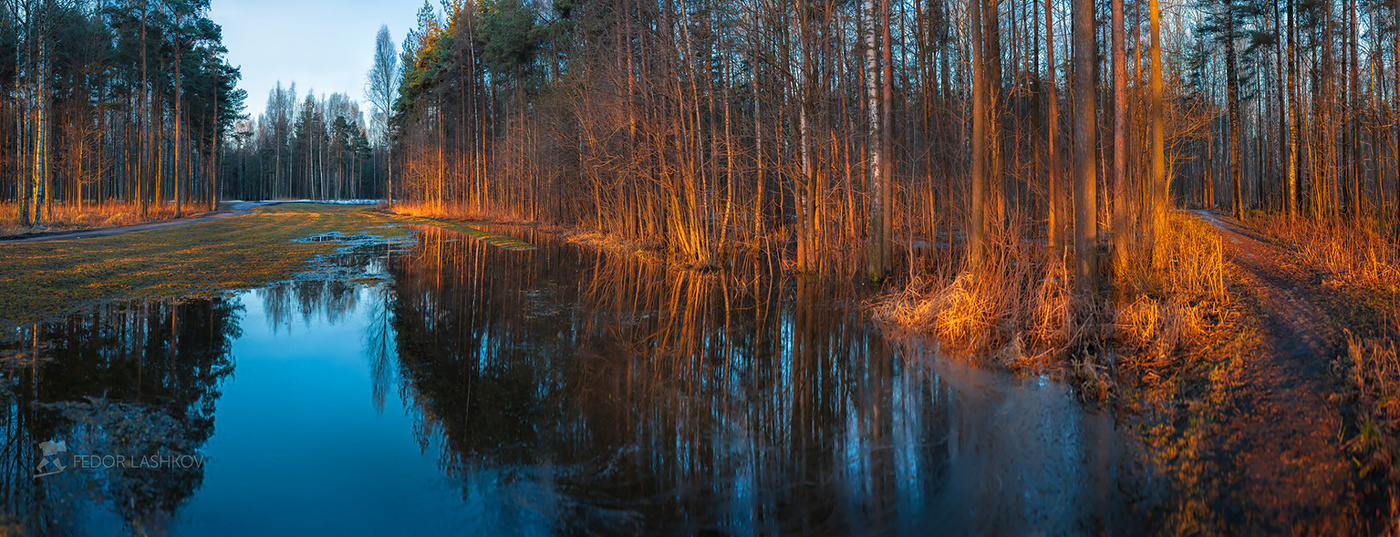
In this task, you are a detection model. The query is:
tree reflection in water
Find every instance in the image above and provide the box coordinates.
[388,227,1144,534]
[0,232,1144,534]
[0,298,239,535]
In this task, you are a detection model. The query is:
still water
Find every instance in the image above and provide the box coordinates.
[0,227,1145,535]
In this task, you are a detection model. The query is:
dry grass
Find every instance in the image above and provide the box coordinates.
[1337,330,1400,481]
[0,201,188,237]
[1113,215,1230,372]
[1336,330,1400,532]
[874,213,1232,397]
[1252,216,1400,291]
[872,217,1084,370]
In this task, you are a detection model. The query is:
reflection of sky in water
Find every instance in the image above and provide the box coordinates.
[173,287,484,535]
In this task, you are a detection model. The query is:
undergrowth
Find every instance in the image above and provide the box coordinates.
[0,201,190,237]
[1335,329,1400,532]
[1337,330,1400,481]
[873,214,1232,400]
[1252,215,1400,291]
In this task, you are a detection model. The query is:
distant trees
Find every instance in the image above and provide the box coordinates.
[220,85,375,201]
[0,0,244,220]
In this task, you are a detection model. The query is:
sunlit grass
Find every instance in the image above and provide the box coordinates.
[380,202,538,251]
[0,204,416,330]
[872,216,1081,371]
[0,201,194,237]
[1114,215,1230,370]
[873,214,1230,382]
[1252,215,1400,291]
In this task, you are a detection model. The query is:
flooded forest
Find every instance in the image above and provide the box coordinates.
[1,0,1399,534]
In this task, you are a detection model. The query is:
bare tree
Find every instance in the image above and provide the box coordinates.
[365,25,399,202]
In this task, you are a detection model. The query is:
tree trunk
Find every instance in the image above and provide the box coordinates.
[864,0,886,280]
[1225,0,1244,220]
[1112,0,1128,279]
[969,0,987,270]
[1288,0,1299,221]
[1074,0,1098,297]
[1151,0,1167,253]
[1045,0,1060,252]
[173,11,183,218]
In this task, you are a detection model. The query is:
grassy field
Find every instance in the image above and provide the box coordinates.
[0,203,525,331]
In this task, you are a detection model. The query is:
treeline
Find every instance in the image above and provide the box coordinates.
[220,84,379,201]
[383,0,1394,281]
[0,0,245,223]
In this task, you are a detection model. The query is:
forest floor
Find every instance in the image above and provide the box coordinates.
[0,203,529,331]
[1134,210,1393,534]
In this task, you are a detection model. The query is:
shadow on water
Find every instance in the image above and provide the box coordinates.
[0,228,1153,535]
[386,227,1152,535]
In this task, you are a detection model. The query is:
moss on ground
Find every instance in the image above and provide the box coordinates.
[0,203,529,330]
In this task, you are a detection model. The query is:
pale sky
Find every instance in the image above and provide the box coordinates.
[208,0,427,120]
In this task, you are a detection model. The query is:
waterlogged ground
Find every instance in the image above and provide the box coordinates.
[0,221,1148,535]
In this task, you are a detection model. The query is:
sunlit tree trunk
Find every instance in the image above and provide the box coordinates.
[1287,0,1299,221]
[1150,0,1166,252]
[1045,0,1060,252]
[1112,0,1128,279]
[173,6,184,218]
[879,0,894,278]
[1347,0,1359,219]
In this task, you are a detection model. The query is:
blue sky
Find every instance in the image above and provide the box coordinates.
[208,0,427,120]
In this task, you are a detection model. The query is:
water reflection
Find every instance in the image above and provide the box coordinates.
[0,298,239,535]
[388,227,1141,534]
[0,229,1144,534]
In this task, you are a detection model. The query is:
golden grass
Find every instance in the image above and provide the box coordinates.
[385,201,534,226]
[0,201,191,237]
[873,213,1232,393]
[1252,216,1400,291]
[1113,216,1230,372]
[872,217,1081,369]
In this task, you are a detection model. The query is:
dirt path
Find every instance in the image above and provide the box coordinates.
[1192,210,1359,533]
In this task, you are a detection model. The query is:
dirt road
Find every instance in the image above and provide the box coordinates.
[1191,210,1362,533]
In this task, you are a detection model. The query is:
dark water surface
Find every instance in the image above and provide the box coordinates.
[0,228,1145,535]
